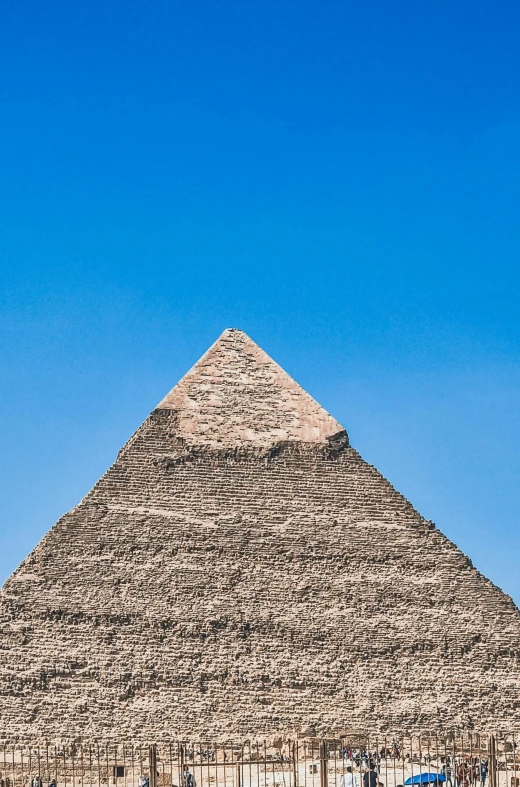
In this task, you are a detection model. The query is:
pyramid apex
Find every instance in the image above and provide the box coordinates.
[156,330,345,448]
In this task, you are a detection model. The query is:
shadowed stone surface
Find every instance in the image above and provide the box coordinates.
[1,328,519,742]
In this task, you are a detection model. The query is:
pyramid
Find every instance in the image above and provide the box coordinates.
[1,328,520,742]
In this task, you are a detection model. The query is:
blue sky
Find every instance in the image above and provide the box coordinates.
[1,1,520,601]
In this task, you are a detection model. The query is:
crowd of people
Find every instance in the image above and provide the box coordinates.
[0,745,498,787]
[337,748,490,787]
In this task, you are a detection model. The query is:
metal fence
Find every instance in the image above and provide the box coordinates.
[0,736,516,787]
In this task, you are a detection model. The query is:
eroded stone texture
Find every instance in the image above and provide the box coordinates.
[1,329,520,742]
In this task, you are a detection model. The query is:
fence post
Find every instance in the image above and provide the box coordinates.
[292,742,297,787]
[488,735,497,787]
[149,745,157,787]
[180,745,185,787]
[320,741,328,787]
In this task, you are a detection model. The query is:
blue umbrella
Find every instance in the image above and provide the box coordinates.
[404,775,447,785]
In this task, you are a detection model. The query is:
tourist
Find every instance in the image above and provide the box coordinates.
[340,766,357,787]
[442,761,453,787]
[363,765,378,787]
[182,765,196,787]
[480,761,488,787]
[457,765,470,787]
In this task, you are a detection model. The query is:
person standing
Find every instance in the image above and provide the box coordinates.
[363,765,378,787]
[341,767,357,787]
[182,766,196,787]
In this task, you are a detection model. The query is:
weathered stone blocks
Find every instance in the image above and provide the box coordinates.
[0,329,519,742]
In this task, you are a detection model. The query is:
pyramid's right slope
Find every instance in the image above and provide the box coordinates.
[1,328,520,741]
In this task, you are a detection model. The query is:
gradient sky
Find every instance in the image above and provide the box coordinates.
[1,1,520,602]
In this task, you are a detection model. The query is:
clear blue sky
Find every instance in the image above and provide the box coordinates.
[1,1,520,602]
